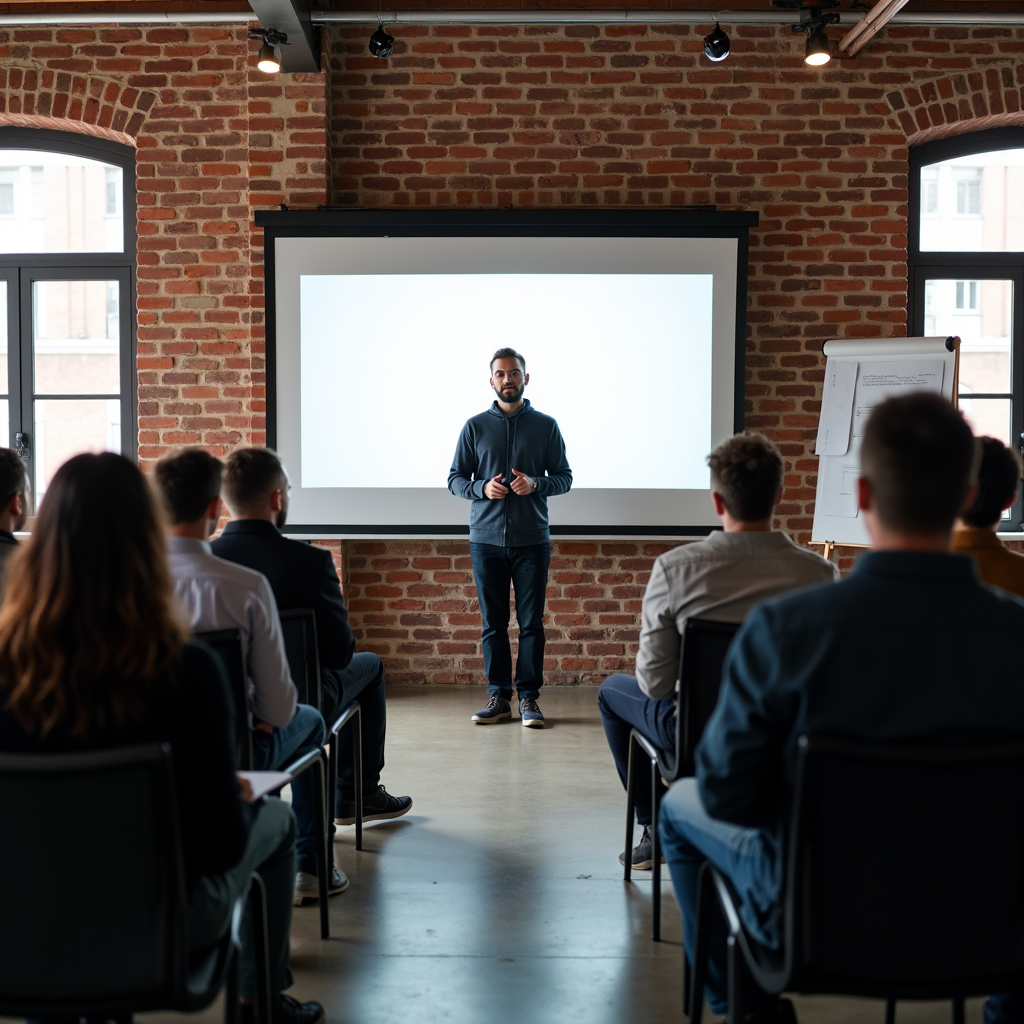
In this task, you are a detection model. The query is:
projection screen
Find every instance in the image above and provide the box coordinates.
[258,210,757,536]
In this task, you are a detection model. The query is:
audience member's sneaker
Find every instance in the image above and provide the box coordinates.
[240,993,326,1024]
[519,696,545,728]
[335,786,413,825]
[745,997,798,1024]
[471,695,512,724]
[293,866,349,905]
[618,825,664,870]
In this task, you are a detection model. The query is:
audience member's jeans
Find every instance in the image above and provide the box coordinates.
[470,541,550,700]
[189,797,296,999]
[322,652,388,809]
[986,994,1024,1023]
[660,778,783,1017]
[598,673,676,826]
[252,704,327,874]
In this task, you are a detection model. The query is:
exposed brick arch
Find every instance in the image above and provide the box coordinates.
[886,69,1024,146]
[0,68,154,140]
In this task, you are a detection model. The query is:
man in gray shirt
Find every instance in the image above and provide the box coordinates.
[598,432,838,869]
[155,448,347,906]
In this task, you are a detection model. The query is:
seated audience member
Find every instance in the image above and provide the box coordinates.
[660,394,1024,1024]
[598,432,837,869]
[212,447,412,826]
[0,446,29,574]
[952,435,1024,599]
[0,453,325,1024]
[154,448,347,906]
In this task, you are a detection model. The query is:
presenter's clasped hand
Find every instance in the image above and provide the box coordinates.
[484,474,509,500]
[511,469,538,495]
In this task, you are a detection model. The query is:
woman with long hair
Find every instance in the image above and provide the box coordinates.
[0,453,324,1024]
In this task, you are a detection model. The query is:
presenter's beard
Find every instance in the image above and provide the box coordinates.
[494,384,524,403]
[275,507,288,529]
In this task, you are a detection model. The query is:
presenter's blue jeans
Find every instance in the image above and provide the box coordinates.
[598,673,675,826]
[660,778,782,1017]
[252,703,329,874]
[470,541,550,700]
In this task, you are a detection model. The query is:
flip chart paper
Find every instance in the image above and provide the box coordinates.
[851,360,945,439]
[815,359,857,456]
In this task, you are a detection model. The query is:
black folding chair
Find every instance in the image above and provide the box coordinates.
[199,625,332,939]
[689,735,1024,1024]
[197,628,253,770]
[0,743,273,1024]
[624,617,741,941]
[280,606,364,852]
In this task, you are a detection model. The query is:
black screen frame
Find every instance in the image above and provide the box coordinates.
[255,208,757,536]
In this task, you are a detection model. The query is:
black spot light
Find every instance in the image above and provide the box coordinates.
[369,24,395,58]
[703,22,731,62]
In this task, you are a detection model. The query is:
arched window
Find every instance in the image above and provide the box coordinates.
[0,127,135,506]
[910,127,1024,530]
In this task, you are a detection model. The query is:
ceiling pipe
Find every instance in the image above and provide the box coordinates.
[1,7,1023,27]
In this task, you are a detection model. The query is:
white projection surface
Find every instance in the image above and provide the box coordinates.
[273,234,742,533]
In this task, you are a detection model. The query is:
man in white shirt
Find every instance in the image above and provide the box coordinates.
[154,448,346,905]
[598,432,839,869]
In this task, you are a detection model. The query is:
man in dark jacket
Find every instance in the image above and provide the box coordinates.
[660,393,1024,1024]
[212,447,412,828]
[448,347,572,727]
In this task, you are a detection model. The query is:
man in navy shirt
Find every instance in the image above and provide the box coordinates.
[449,348,572,728]
[660,393,1024,1024]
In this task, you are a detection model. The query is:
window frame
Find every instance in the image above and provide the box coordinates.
[909,126,1024,530]
[0,127,137,496]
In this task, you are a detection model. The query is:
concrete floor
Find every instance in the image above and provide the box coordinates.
[126,686,984,1024]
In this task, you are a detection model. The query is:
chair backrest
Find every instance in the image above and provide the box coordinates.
[0,743,187,1018]
[675,617,742,776]
[279,607,322,711]
[786,735,1024,998]
[196,628,253,770]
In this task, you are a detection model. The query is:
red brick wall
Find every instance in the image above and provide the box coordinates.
[2,19,1022,684]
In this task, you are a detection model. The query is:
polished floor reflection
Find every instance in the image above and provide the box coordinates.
[126,686,982,1024]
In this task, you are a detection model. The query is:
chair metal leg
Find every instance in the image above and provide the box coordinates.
[624,732,639,883]
[327,730,339,841]
[689,863,715,1024]
[247,873,272,1024]
[352,706,363,852]
[224,950,240,1024]
[952,999,965,1024]
[311,755,330,939]
[651,756,662,942]
[683,952,692,1019]
[727,932,745,1024]
[885,998,896,1024]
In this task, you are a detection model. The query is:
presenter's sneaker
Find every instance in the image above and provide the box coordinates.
[745,998,798,1024]
[293,866,349,905]
[471,695,512,724]
[618,826,665,871]
[519,697,545,728]
[335,785,412,826]
[240,994,326,1024]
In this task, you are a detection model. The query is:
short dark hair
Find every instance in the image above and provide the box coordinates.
[707,432,784,522]
[961,435,1021,528]
[0,448,28,507]
[223,447,286,517]
[490,348,526,374]
[153,448,223,525]
[859,393,975,535]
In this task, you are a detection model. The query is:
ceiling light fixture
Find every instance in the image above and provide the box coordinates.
[249,27,288,73]
[703,21,731,61]
[772,0,840,68]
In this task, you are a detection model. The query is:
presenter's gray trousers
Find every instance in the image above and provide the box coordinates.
[188,796,297,1000]
[470,541,550,700]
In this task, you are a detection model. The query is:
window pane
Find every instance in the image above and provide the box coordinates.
[33,280,119,394]
[958,397,1011,448]
[924,278,1012,395]
[34,398,120,501]
[0,282,7,397]
[920,148,1024,251]
[0,400,9,449]
[0,149,123,254]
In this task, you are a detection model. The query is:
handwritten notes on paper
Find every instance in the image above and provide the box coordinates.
[816,359,945,518]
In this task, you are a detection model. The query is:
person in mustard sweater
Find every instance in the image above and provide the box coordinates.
[952,436,1024,600]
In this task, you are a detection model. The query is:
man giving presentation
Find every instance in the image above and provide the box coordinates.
[448,348,572,728]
